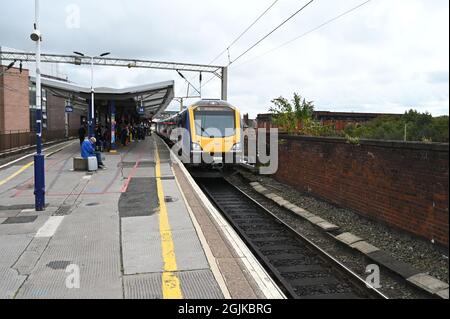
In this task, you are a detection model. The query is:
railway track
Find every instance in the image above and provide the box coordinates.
[196,176,387,299]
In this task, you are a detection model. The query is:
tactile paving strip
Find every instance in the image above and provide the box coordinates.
[2,215,38,224]
[123,269,223,299]
[178,269,224,299]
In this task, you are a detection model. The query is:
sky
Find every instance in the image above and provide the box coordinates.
[0,0,449,117]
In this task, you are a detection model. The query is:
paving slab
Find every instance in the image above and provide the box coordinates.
[265,193,277,200]
[16,204,122,299]
[283,203,297,210]
[19,207,58,216]
[0,211,20,218]
[0,267,27,299]
[367,250,421,279]
[173,229,209,271]
[307,216,327,225]
[253,186,267,193]
[350,240,379,254]
[121,216,163,275]
[274,198,289,207]
[335,232,364,246]
[13,237,50,275]
[406,273,449,295]
[295,210,315,219]
[436,288,449,299]
[316,221,340,232]
[163,179,196,231]
[0,234,33,267]
[122,167,156,178]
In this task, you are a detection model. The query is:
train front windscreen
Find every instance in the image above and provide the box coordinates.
[194,107,236,138]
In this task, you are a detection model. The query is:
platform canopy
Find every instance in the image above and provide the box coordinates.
[30,77,175,118]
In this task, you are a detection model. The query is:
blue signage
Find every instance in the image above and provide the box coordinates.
[138,106,145,115]
[65,105,73,113]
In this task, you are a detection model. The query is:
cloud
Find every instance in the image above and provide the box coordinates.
[1,0,448,117]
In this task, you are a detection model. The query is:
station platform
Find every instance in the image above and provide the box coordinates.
[0,136,283,299]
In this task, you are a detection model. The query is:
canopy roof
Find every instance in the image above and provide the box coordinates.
[30,77,175,118]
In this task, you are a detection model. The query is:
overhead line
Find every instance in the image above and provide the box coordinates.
[189,0,280,95]
[207,0,280,65]
[201,0,315,89]
[234,0,373,68]
[229,0,315,65]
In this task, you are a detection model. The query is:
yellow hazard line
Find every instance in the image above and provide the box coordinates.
[0,161,34,187]
[155,144,183,299]
[0,141,75,187]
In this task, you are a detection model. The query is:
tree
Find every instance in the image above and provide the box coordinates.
[343,110,449,143]
[269,93,315,134]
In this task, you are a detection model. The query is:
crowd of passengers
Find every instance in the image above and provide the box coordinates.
[78,120,151,169]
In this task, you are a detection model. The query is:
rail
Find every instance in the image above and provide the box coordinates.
[196,176,387,299]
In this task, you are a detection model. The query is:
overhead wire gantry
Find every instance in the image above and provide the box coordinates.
[0,50,229,100]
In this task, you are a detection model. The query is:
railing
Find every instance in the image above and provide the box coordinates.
[0,129,77,153]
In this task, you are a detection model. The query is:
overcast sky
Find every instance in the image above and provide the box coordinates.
[1,0,448,117]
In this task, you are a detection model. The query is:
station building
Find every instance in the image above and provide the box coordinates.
[0,65,174,152]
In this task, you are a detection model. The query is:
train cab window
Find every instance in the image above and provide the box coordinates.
[194,109,235,137]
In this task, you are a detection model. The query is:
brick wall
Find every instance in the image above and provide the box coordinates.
[46,92,65,131]
[0,68,4,131]
[0,66,30,132]
[274,135,449,247]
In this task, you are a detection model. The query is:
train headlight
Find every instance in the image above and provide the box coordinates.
[231,142,242,152]
[191,142,202,151]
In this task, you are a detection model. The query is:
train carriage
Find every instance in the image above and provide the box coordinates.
[156,99,242,167]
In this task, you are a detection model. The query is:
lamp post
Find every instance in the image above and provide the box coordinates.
[73,51,110,137]
[30,0,45,211]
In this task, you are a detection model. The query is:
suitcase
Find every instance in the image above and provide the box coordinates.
[87,156,98,171]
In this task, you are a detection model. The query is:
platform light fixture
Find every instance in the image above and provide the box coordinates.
[30,0,45,211]
[73,51,111,137]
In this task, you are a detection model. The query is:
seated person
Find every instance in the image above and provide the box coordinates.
[81,137,106,169]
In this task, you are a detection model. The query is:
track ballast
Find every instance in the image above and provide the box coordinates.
[196,176,385,299]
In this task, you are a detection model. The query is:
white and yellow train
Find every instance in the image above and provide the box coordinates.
[156,99,242,167]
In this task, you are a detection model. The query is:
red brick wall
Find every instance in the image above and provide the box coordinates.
[46,92,65,131]
[0,66,30,132]
[0,68,4,131]
[274,135,449,247]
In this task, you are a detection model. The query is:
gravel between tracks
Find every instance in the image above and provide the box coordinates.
[226,169,447,299]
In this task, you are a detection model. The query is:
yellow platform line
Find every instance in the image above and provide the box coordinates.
[0,141,75,187]
[155,144,183,299]
[0,161,34,187]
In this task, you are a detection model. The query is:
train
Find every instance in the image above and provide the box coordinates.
[156,99,242,167]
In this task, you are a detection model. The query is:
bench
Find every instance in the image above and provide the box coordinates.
[73,157,88,171]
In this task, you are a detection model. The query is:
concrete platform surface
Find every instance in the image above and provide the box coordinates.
[0,137,241,299]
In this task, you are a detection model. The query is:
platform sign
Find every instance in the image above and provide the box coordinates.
[65,105,73,113]
[138,106,145,115]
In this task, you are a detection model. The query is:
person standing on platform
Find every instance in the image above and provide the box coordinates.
[78,123,86,145]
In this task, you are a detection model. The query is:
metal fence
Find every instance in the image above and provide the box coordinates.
[0,129,78,153]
